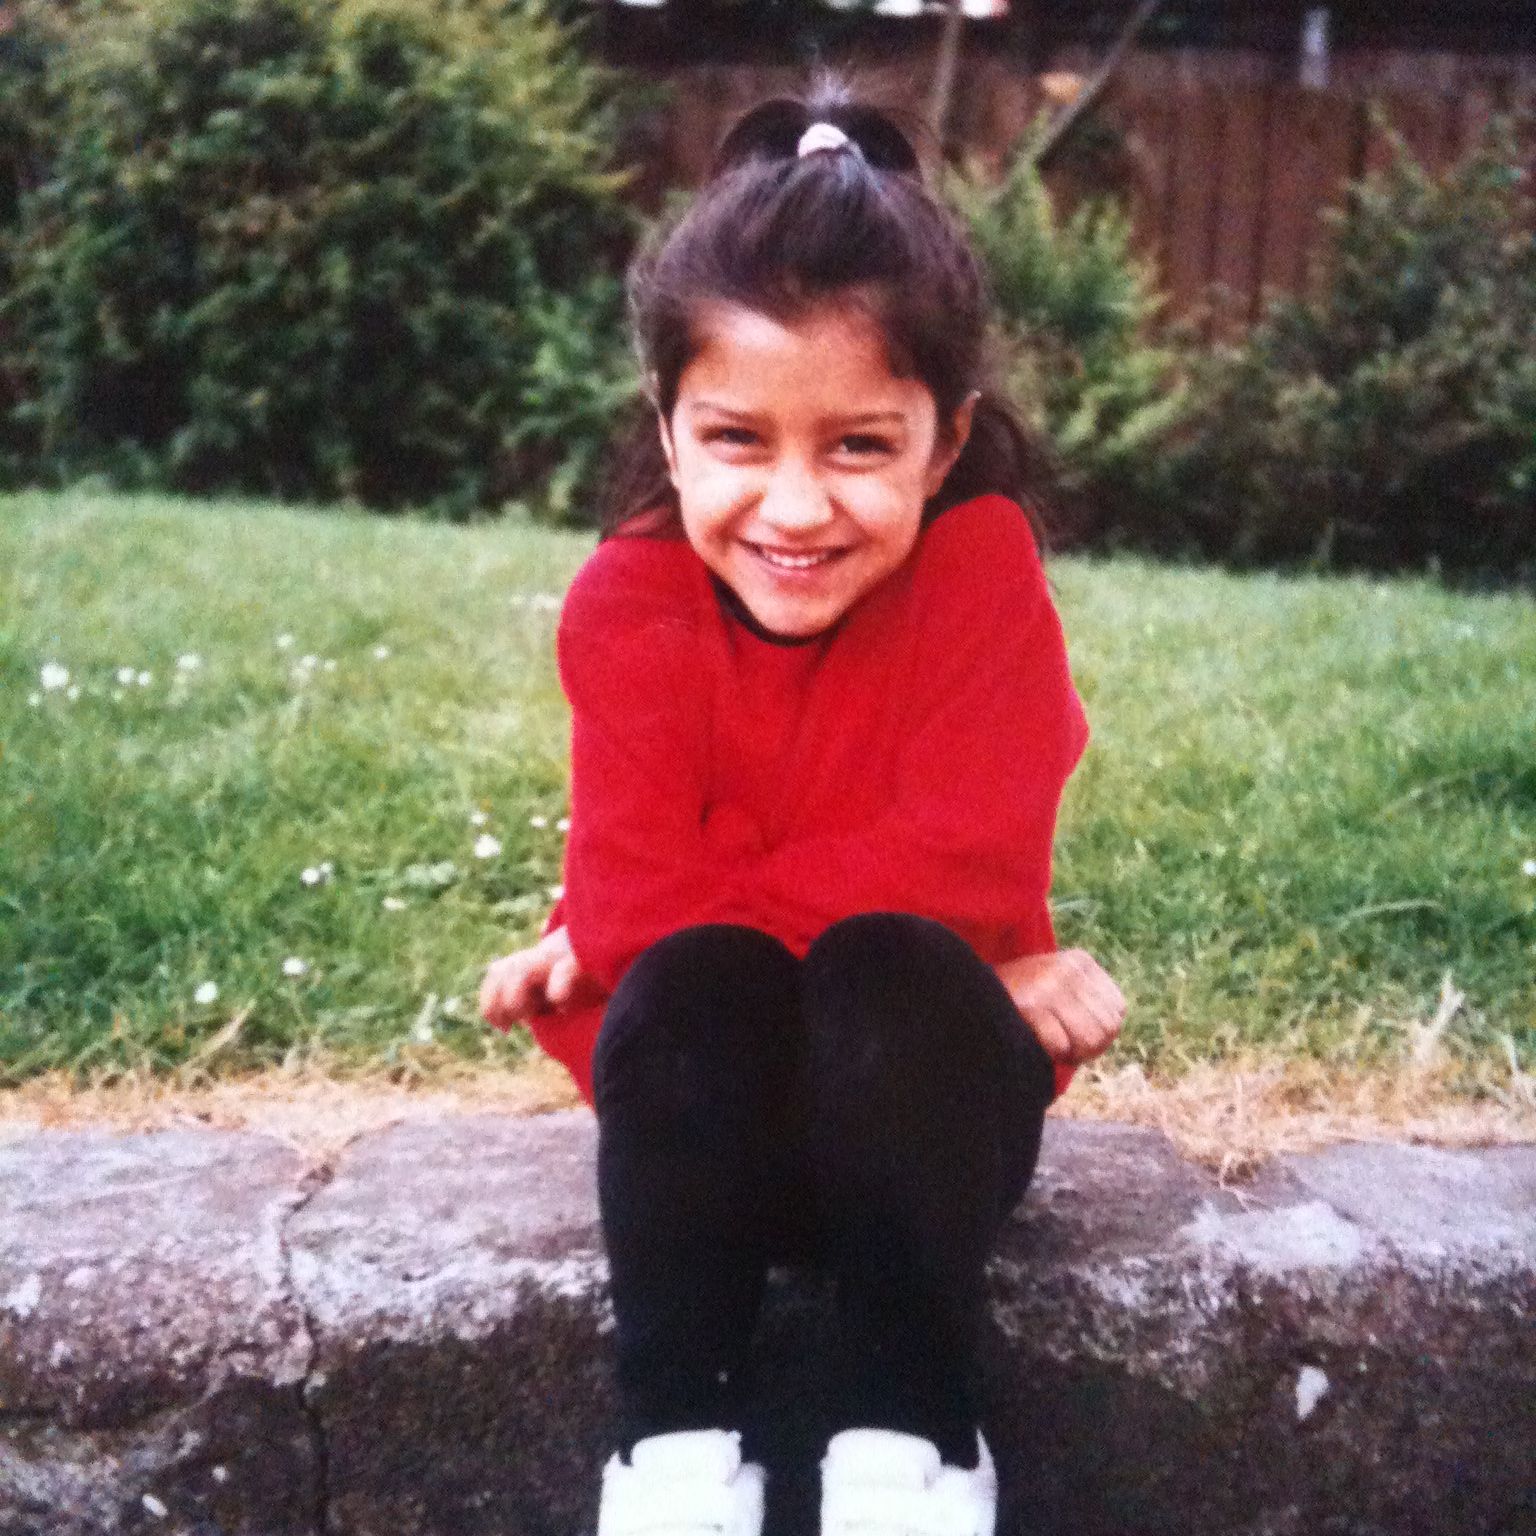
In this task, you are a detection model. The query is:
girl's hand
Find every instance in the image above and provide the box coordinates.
[993,949,1127,1066]
[479,925,606,1033]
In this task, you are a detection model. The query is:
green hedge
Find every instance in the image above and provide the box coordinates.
[1165,111,1536,582]
[956,109,1536,582]
[0,0,639,516]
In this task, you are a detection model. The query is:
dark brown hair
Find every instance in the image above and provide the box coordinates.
[598,76,1068,556]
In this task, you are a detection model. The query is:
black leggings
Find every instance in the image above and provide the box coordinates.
[591,912,1057,1470]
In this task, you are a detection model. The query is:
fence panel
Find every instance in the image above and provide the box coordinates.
[1102,77,1533,332]
[1164,84,1226,330]
[1209,83,1273,338]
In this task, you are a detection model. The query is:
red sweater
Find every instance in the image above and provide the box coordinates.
[520,492,1092,1106]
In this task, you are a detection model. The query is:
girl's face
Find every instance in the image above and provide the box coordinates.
[658,299,975,640]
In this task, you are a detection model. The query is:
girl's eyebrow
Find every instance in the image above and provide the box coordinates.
[834,411,906,427]
[689,400,755,419]
[691,399,906,427]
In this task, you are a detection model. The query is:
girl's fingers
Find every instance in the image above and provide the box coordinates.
[1019,1004,1074,1063]
[1073,982,1123,1046]
[1040,995,1115,1063]
[1003,951,1127,1066]
[481,953,544,1027]
[1059,956,1127,1054]
[547,953,576,1006]
[1083,961,1128,1023]
[1061,993,1116,1060]
[479,959,512,1021]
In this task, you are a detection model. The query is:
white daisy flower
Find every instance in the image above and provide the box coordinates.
[372,644,391,660]
[136,671,152,688]
[299,654,318,670]
[410,1019,435,1045]
[194,981,219,1005]
[382,896,407,912]
[322,658,336,672]
[301,866,323,887]
[1523,859,1536,878]
[282,956,309,978]
[556,817,571,833]
[529,814,548,829]
[469,810,489,827]
[442,996,462,1018]
[276,633,295,650]
[548,884,565,900]
[116,666,137,686]
[176,654,202,672]
[473,833,502,860]
[320,860,333,876]
[40,663,69,691]
[66,685,81,701]
[27,692,41,706]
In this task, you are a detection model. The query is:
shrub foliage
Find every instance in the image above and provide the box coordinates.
[952,108,1535,582]
[1,0,636,514]
[947,124,1194,546]
[1165,112,1536,580]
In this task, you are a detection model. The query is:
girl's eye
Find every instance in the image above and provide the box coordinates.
[839,434,893,457]
[706,427,758,448]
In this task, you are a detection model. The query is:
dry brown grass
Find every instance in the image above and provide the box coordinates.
[0,1051,585,1165]
[1064,1052,1535,1183]
[1,1043,1531,1183]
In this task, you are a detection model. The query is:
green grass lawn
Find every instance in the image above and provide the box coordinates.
[3,489,1533,1097]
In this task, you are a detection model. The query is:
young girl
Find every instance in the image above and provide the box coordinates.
[481,84,1125,1536]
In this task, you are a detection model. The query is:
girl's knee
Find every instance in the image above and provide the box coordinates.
[621,923,795,1005]
[802,912,1036,1099]
[804,912,990,1049]
[592,923,797,1106]
[806,911,970,974]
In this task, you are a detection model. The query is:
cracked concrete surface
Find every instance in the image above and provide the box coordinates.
[0,1127,319,1534]
[278,1163,338,1536]
[1,1112,1533,1536]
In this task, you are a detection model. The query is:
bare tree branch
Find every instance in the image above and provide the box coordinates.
[1032,0,1167,169]
[929,0,968,149]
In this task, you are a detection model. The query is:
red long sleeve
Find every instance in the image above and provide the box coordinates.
[525,495,1091,1106]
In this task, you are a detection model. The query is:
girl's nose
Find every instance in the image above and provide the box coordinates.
[758,458,834,534]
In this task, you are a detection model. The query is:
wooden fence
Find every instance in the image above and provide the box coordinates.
[616,47,1536,340]
[1098,68,1536,340]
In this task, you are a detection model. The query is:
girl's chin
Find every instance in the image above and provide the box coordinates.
[740,595,835,637]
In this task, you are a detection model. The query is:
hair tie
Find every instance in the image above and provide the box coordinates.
[797,122,859,159]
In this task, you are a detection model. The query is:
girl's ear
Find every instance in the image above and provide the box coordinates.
[924,390,980,499]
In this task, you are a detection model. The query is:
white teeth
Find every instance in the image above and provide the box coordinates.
[754,545,838,569]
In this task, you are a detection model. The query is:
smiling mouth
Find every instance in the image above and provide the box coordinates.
[745,542,850,570]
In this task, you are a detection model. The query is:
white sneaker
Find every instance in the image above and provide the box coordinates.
[596,1427,766,1536]
[820,1426,997,1536]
